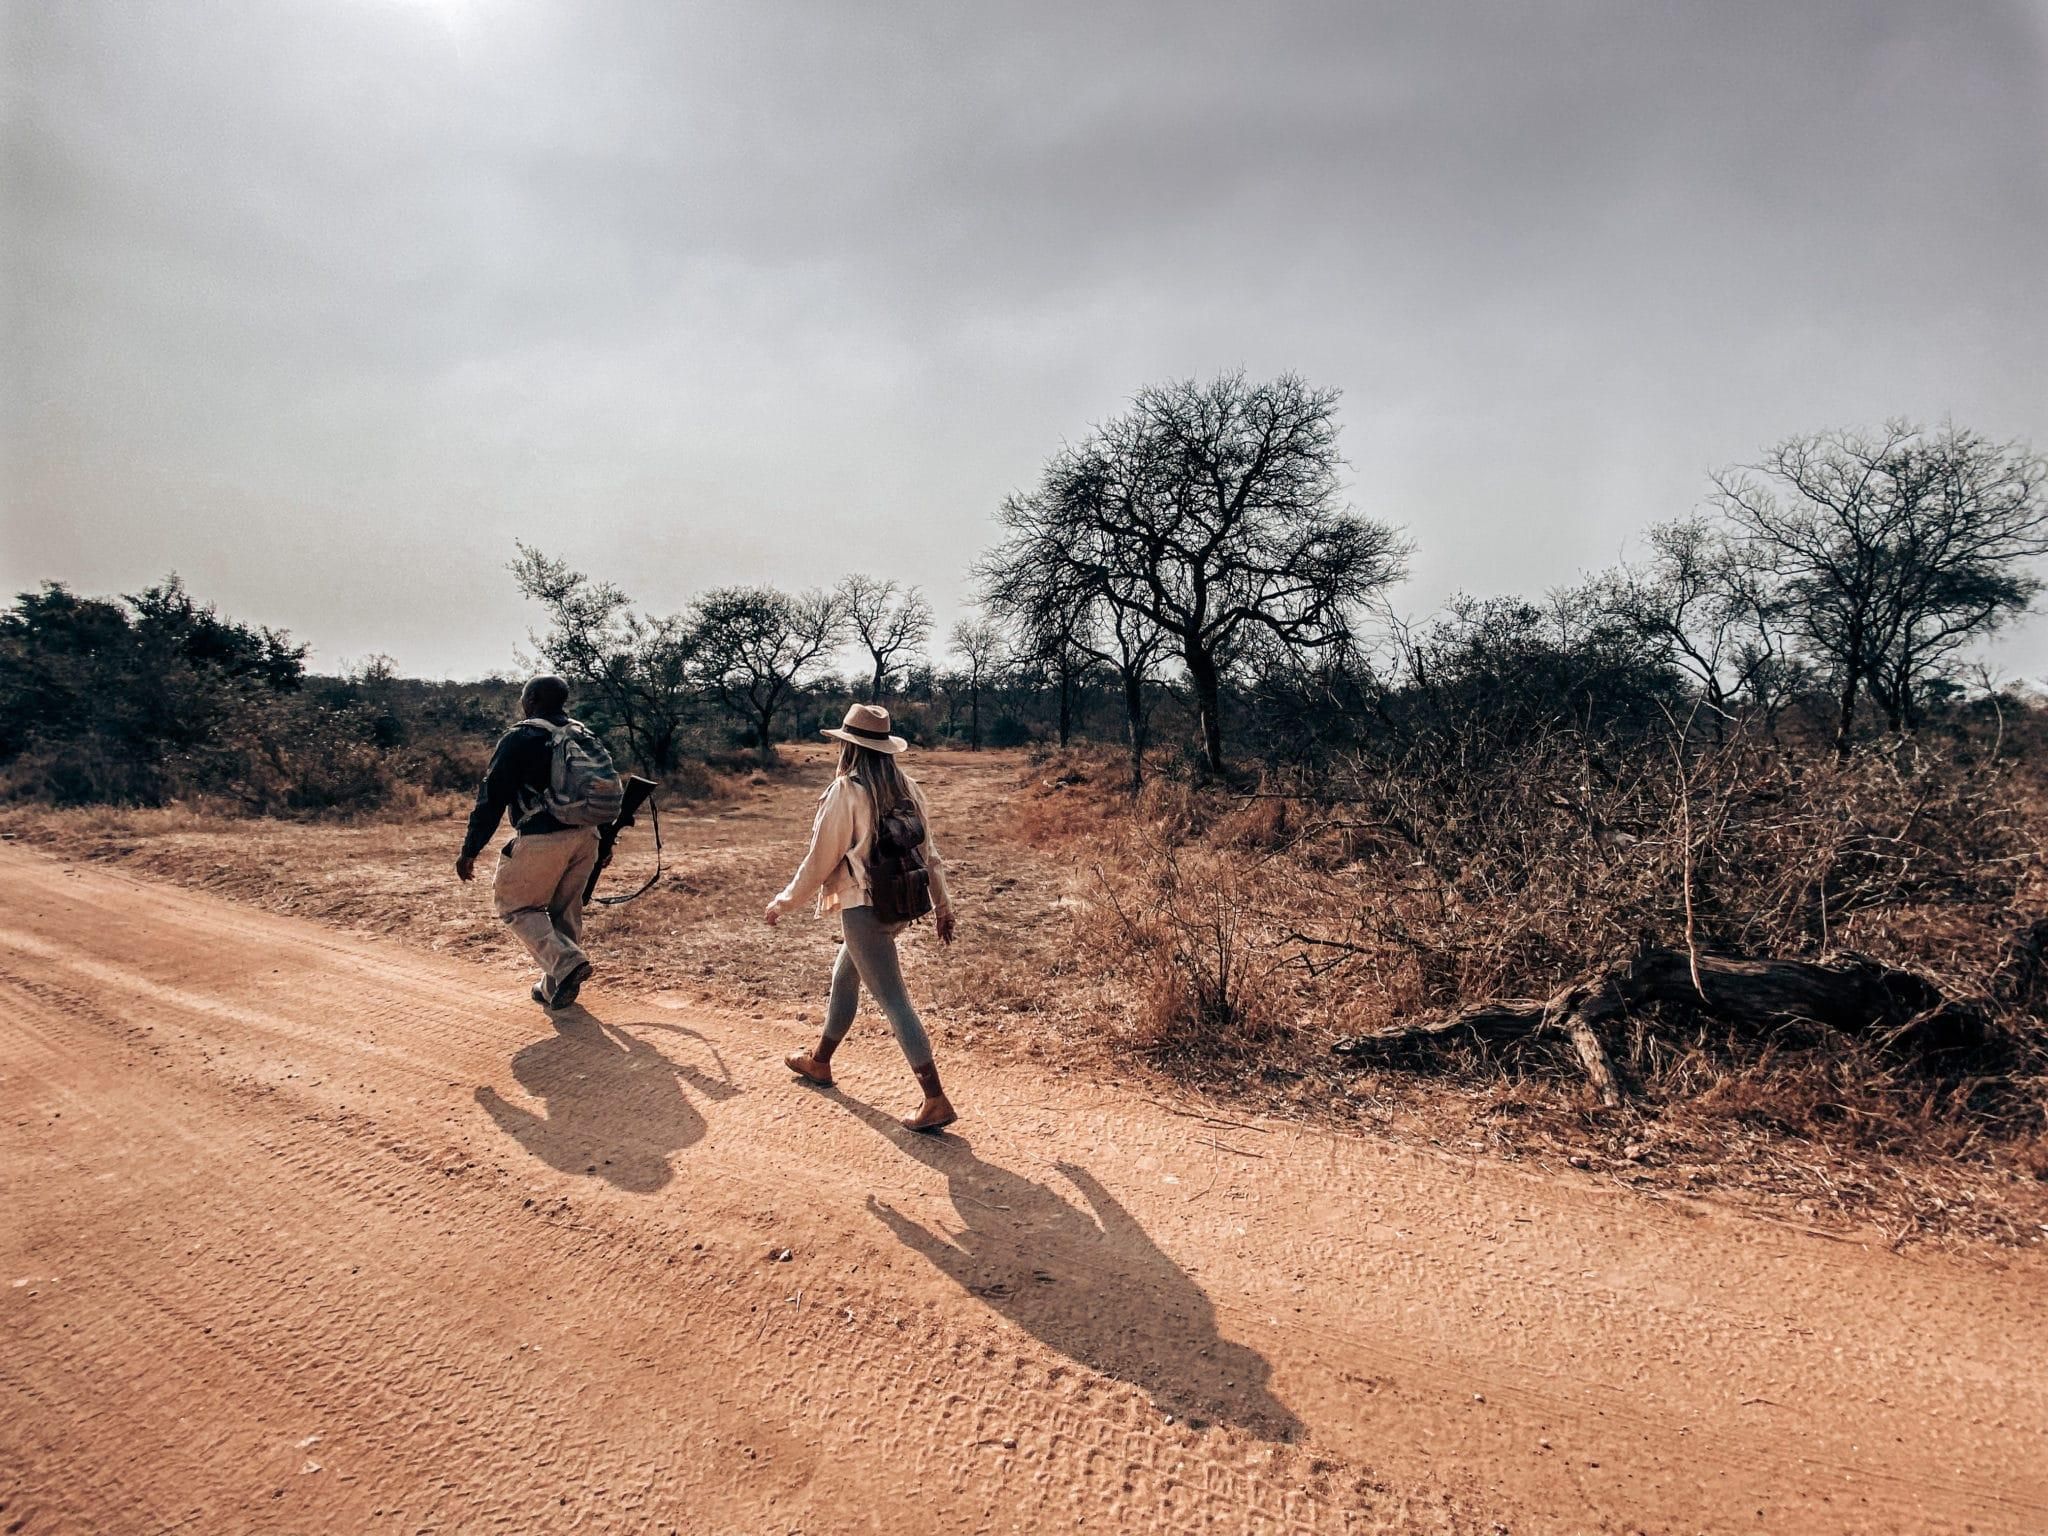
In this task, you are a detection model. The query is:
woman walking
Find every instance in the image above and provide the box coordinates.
[764,703,959,1131]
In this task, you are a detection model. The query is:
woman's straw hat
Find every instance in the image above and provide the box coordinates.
[822,702,908,754]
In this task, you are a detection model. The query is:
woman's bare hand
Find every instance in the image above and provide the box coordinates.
[763,900,782,928]
[935,909,956,945]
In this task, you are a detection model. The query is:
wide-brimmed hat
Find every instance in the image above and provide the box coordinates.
[822,702,908,754]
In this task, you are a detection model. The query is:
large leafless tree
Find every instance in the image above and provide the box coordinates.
[1607,516,1792,731]
[1713,422,2048,754]
[837,574,933,702]
[993,372,1406,774]
[689,586,847,761]
[948,616,1005,752]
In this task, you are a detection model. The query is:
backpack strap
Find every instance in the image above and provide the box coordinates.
[510,719,561,824]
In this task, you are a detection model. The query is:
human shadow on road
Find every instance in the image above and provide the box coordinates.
[832,1091,1301,1441]
[476,1010,738,1193]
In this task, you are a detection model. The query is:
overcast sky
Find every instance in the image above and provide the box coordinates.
[6,0,2047,681]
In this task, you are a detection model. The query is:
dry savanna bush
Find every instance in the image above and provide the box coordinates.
[1317,726,2043,1019]
[1026,715,2048,1234]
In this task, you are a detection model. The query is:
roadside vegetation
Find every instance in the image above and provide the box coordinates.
[7,374,2046,1240]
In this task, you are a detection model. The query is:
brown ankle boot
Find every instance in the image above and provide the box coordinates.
[902,1095,957,1132]
[903,1063,956,1132]
[786,1036,837,1086]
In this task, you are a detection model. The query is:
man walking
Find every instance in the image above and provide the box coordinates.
[456,675,624,1010]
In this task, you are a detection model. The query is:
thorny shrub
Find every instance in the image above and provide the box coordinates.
[1089,832,1289,1057]
[1312,723,2043,1015]
[1063,712,2048,1151]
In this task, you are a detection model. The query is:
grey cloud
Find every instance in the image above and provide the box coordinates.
[4,1,2045,678]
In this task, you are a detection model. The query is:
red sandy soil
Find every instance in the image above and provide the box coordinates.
[4,839,2046,1533]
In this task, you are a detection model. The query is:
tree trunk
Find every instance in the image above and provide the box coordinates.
[1702,678,1729,744]
[869,660,885,703]
[756,703,778,763]
[1834,674,1859,761]
[1833,621,1863,762]
[1121,666,1148,791]
[1875,671,1905,735]
[1057,665,1073,749]
[969,683,981,751]
[1186,645,1224,775]
[1331,946,1995,1106]
[1889,658,1919,735]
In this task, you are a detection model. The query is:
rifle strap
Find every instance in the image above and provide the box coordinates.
[594,793,663,906]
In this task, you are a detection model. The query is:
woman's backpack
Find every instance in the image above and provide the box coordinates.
[864,790,934,925]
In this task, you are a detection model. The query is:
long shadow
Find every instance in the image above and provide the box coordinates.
[476,1010,739,1193]
[832,1091,1301,1441]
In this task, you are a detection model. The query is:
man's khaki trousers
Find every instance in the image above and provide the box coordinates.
[492,827,601,995]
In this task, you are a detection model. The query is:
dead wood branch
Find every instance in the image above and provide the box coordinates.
[1328,939,2027,1105]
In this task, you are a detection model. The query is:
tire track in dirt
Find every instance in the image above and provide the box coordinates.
[4,843,2045,1534]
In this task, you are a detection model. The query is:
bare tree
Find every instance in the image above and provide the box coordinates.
[1861,427,2048,732]
[837,574,934,701]
[1714,422,2048,755]
[510,544,695,772]
[949,616,1005,751]
[978,563,1094,748]
[1005,372,1406,774]
[1038,630,1101,749]
[689,586,847,762]
[978,499,1166,785]
[1608,517,1789,732]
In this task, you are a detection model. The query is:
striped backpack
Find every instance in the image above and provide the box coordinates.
[519,717,626,828]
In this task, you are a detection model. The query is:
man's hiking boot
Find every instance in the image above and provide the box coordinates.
[531,982,551,1008]
[902,1095,957,1133]
[549,960,592,1011]
[785,1051,834,1087]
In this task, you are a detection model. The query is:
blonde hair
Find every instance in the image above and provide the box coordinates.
[838,740,909,820]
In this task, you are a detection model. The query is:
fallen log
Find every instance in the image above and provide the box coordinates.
[1331,946,1988,1107]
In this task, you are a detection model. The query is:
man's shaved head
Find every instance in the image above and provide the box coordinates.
[521,675,569,717]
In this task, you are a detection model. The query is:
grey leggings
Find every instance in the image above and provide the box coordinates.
[822,904,934,1069]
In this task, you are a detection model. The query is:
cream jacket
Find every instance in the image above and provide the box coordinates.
[769,772,953,919]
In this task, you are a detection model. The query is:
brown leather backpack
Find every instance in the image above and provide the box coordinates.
[865,791,934,925]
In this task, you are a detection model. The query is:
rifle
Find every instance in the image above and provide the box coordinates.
[585,774,662,905]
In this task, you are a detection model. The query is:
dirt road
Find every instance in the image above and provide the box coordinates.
[4,844,2044,1534]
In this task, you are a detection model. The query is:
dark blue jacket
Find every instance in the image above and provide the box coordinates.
[459,714,578,860]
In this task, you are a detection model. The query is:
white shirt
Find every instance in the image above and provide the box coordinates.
[768,772,953,919]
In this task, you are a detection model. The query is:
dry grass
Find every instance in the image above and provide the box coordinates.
[1005,730,2048,1248]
